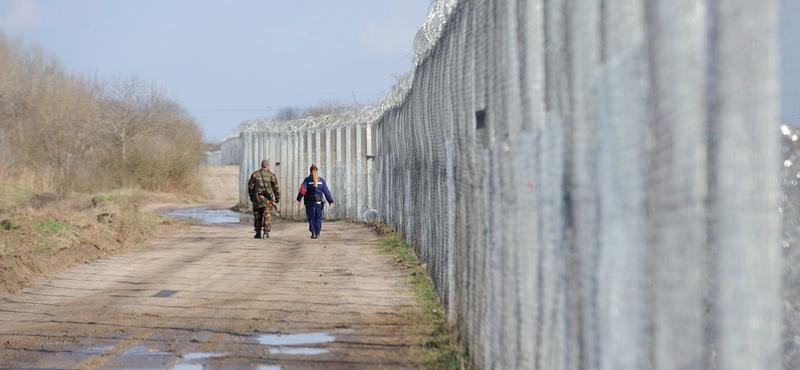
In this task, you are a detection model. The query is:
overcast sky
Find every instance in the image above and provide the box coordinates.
[0,1,798,139]
[0,0,430,141]
[782,0,799,126]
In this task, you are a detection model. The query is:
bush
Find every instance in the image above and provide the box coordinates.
[0,33,205,195]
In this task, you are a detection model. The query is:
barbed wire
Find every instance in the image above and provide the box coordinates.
[227,0,461,136]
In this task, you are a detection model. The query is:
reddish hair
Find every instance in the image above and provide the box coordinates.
[310,164,319,184]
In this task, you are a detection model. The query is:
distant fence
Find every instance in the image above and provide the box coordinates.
[233,0,783,369]
[205,133,242,166]
[237,111,376,220]
[204,150,222,165]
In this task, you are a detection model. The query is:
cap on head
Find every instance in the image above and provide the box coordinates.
[261,159,269,168]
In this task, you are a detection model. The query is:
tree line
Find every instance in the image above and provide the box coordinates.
[0,33,205,195]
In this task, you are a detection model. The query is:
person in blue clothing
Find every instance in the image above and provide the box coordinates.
[296,164,334,239]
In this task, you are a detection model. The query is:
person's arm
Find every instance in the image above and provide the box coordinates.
[247,174,256,202]
[271,173,280,203]
[321,180,334,205]
[296,180,306,203]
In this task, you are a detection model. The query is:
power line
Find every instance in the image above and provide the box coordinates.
[189,108,278,112]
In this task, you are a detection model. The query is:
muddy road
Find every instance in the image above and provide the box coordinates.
[0,167,428,369]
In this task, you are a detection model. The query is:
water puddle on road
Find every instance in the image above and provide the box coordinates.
[121,345,172,357]
[168,352,229,370]
[87,344,115,353]
[100,345,173,369]
[255,332,335,346]
[253,332,335,357]
[172,364,203,370]
[181,352,229,360]
[162,207,252,225]
[269,347,330,355]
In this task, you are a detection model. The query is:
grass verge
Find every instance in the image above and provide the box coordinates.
[0,186,187,297]
[376,224,467,369]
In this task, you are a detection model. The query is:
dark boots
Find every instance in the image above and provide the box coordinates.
[254,230,262,239]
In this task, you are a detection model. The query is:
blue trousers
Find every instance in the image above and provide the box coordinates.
[305,202,324,235]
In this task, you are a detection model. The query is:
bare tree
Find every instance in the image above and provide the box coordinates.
[0,34,206,194]
[100,79,175,187]
[273,106,303,121]
[304,100,351,118]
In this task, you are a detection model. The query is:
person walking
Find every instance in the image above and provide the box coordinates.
[248,159,280,239]
[296,164,334,239]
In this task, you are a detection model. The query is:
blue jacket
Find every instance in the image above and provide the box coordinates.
[296,176,334,205]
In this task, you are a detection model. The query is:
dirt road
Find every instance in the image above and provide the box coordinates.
[0,167,428,369]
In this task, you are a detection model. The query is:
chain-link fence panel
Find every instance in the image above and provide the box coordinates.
[782,124,800,370]
[228,0,784,368]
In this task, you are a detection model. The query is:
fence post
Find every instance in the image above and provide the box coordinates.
[345,124,353,218]
[355,124,364,220]
[296,131,304,220]
[238,131,247,208]
[290,132,297,219]
[335,127,343,219]
[366,124,374,212]
[325,128,332,218]
[315,129,322,170]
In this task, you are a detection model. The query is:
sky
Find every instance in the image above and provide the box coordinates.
[0,1,797,139]
[0,0,430,141]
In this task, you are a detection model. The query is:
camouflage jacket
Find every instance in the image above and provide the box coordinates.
[248,169,280,208]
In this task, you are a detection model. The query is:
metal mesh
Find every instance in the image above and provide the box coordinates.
[782,123,800,370]
[206,133,242,165]
[231,0,784,368]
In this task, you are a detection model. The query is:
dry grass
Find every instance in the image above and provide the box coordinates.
[0,184,191,297]
[0,32,206,295]
[369,221,468,369]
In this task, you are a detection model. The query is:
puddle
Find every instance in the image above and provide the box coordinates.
[172,365,204,370]
[162,207,252,225]
[253,332,335,357]
[18,340,119,369]
[269,347,330,355]
[153,289,179,298]
[255,332,335,346]
[121,345,172,357]
[181,352,229,360]
[102,345,174,369]
[87,344,115,353]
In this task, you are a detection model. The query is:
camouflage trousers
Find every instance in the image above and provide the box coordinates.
[253,207,271,232]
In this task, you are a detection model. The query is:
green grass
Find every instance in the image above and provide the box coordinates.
[31,218,72,236]
[0,181,33,208]
[381,230,467,369]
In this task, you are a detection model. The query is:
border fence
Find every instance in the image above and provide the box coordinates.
[230,0,784,368]
[205,133,242,166]
[237,109,378,220]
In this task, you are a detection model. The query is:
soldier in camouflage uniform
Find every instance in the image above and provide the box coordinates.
[248,159,280,239]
